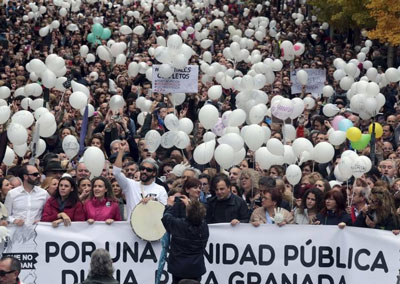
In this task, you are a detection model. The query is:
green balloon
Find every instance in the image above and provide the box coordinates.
[92,23,104,37]
[95,39,102,45]
[87,33,96,43]
[351,134,371,150]
[100,28,112,40]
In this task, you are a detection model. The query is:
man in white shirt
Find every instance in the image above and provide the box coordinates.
[5,165,49,226]
[113,143,167,220]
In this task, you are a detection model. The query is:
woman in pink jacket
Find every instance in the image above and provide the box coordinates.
[85,176,121,225]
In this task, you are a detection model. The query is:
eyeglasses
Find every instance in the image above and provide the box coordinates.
[28,172,40,177]
[0,270,15,276]
[140,166,154,173]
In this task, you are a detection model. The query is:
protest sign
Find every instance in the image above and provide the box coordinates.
[2,223,399,284]
[152,65,198,94]
[291,69,326,96]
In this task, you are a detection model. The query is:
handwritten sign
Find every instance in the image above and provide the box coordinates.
[291,68,326,96]
[152,65,198,94]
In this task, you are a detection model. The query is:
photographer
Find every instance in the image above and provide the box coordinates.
[162,195,209,284]
[354,186,400,231]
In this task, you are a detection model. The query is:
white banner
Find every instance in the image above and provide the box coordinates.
[1,223,400,284]
[152,65,198,94]
[291,69,326,96]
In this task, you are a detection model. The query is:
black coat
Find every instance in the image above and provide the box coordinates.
[206,194,250,224]
[354,211,400,231]
[80,275,119,284]
[162,204,209,279]
[316,210,352,226]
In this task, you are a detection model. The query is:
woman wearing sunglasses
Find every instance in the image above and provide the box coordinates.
[41,176,85,227]
[85,176,121,225]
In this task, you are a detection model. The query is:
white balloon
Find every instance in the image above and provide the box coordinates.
[286,165,302,185]
[271,98,293,120]
[164,114,180,131]
[120,25,133,35]
[0,106,10,124]
[323,104,340,117]
[175,131,190,149]
[69,91,88,110]
[41,69,57,88]
[313,142,334,163]
[290,98,305,119]
[83,147,105,177]
[80,45,89,57]
[14,143,28,158]
[170,93,185,106]
[161,131,177,149]
[158,64,174,78]
[214,144,234,169]
[7,123,28,145]
[329,130,346,146]
[292,138,314,158]
[11,111,34,128]
[133,25,145,35]
[193,141,215,165]
[228,109,246,127]
[179,118,194,134]
[296,70,308,85]
[145,130,161,153]
[243,124,264,151]
[3,146,15,166]
[199,104,219,130]
[0,86,11,99]
[29,59,46,75]
[322,85,334,98]
[283,145,297,164]
[109,95,125,112]
[21,98,33,110]
[62,135,80,159]
[303,97,315,110]
[208,85,222,100]
[282,124,296,141]
[35,139,46,158]
[218,133,244,151]
[267,138,284,156]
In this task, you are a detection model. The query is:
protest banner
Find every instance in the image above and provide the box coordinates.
[1,223,399,284]
[291,69,326,96]
[152,65,198,94]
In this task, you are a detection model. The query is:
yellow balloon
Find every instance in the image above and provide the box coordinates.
[346,127,362,142]
[368,123,383,138]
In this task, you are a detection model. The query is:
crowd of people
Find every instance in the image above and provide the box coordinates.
[0,0,399,282]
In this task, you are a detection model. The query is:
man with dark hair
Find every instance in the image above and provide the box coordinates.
[206,174,249,225]
[0,256,22,284]
[113,144,167,220]
[5,165,49,226]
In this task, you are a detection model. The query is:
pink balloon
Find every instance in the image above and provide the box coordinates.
[331,115,345,130]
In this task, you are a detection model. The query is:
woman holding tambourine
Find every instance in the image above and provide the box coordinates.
[84,176,121,225]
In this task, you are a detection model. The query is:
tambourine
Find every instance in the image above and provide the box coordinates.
[130,200,166,242]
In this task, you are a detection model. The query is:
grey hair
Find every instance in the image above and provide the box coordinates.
[89,249,114,277]
[110,139,122,149]
[141,158,159,171]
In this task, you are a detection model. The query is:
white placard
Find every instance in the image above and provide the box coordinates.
[152,65,198,94]
[291,68,326,96]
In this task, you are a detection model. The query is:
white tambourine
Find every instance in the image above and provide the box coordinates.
[130,200,166,242]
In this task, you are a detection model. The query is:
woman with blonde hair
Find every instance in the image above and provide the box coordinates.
[238,169,260,209]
